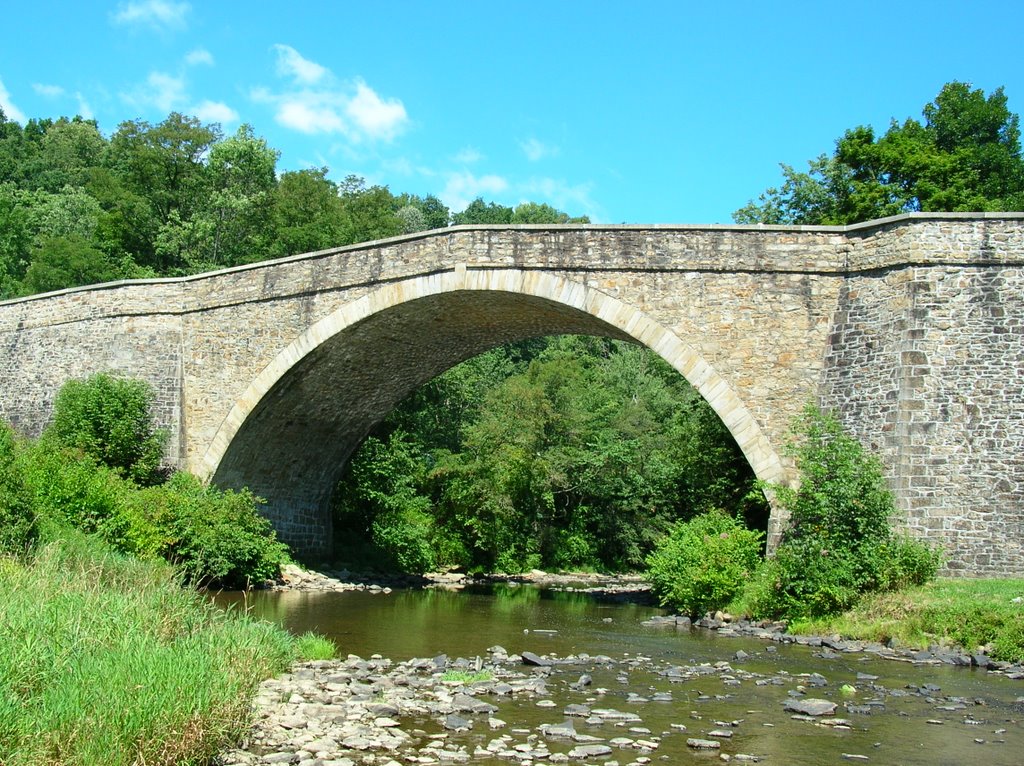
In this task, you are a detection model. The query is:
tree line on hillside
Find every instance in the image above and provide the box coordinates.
[0,110,587,300]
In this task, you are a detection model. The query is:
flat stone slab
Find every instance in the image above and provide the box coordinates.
[687,738,722,750]
[783,698,837,716]
[567,744,613,758]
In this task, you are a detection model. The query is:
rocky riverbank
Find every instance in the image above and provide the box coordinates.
[220,641,1024,766]
[641,613,1024,677]
[270,566,653,604]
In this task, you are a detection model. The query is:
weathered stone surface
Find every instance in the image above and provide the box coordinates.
[566,743,612,758]
[521,651,552,667]
[784,698,838,716]
[686,738,721,750]
[2,215,1022,572]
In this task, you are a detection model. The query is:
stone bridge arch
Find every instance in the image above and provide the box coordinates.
[202,268,787,556]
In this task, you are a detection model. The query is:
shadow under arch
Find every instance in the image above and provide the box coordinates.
[200,267,788,556]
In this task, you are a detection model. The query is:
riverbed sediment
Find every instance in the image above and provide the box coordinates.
[220,643,1024,766]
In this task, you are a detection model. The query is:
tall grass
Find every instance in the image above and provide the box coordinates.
[790,578,1024,663]
[0,532,295,766]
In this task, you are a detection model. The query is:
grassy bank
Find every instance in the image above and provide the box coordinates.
[0,532,299,766]
[788,578,1024,663]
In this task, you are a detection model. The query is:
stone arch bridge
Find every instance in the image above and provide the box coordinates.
[1,213,1022,574]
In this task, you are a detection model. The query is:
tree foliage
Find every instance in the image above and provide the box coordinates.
[334,337,765,573]
[646,510,763,616]
[746,407,941,620]
[735,82,1024,225]
[47,373,167,485]
[0,423,36,553]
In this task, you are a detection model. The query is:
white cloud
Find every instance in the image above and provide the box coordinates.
[112,0,190,31]
[452,146,483,164]
[30,82,93,119]
[191,99,238,124]
[129,71,186,111]
[522,177,603,222]
[0,77,26,123]
[185,48,214,66]
[265,92,347,134]
[520,137,559,162]
[273,44,329,86]
[440,171,509,213]
[346,80,407,141]
[254,62,408,143]
[33,83,65,98]
[75,92,94,120]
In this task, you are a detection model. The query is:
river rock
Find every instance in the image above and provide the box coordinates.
[451,693,498,714]
[783,698,837,716]
[567,743,612,758]
[541,721,577,738]
[686,738,721,750]
[444,714,473,731]
[521,651,553,666]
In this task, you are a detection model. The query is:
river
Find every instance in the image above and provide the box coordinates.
[216,583,1024,765]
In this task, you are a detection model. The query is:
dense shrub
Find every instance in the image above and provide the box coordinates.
[127,473,288,587]
[645,510,763,616]
[16,433,286,587]
[747,406,940,620]
[0,424,35,553]
[48,373,167,485]
[17,439,129,542]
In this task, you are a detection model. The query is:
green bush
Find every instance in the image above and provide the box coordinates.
[294,631,337,661]
[745,534,862,620]
[127,473,288,587]
[17,435,287,587]
[0,424,35,553]
[748,406,941,620]
[17,439,129,542]
[645,510,763,616]
[47,373,167,485]
[876,534,943,591]
[371,505,437,573]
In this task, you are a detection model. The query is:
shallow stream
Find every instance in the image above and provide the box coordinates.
[216,583,1024,765]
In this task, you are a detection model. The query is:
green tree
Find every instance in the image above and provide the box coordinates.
[23,235,120,294]
[86,167,160,270]
[735,82,1024,224]
[267,168,345,257]
[0,108,30,184]
[337,336,766,574]
[511,201,590,223]
[27,118,105,192]
[156,124,279,270]
[336,175,404,244]
[0,183,35,296]
[47,373,168,485]
[106,113,219,270]
[451,197,514,224]
[747,406,940,619]
[394,192,450,231]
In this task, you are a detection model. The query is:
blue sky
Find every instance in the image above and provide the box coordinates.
[2,0,1022,223]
